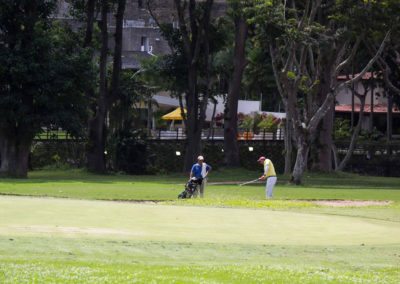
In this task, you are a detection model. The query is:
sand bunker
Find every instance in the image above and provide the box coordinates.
[313,200,391,207]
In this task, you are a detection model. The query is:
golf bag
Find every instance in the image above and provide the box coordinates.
[178,177,202,199]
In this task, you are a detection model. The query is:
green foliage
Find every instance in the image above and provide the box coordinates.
[286,71,296,80]
[359,127,384,141]
[0,2,92,139]
[109,69,153,133]
[257,114,280,132]
[239,115,254,130]
[146,141,185,174]
[239,142,284,172]
[244,47,280,110]
[343,151,400,177]
[141,54,187,95]
[152,110,169,130]
[30,141,86,169]
[114,129,148,174]
[141,3,231,105]
[334,118,351,139]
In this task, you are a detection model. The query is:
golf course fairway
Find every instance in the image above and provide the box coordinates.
[0,196,399,245]
[1,196,399,283]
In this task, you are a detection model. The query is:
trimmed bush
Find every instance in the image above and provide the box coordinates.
[30,141,86,169]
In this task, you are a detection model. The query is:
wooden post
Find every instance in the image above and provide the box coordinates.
[387,93,393,142]
[369,83,374,133]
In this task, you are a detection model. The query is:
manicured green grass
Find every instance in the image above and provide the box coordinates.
[0,169,399,283]
[1,242,399,283]
[2,196,399,245]
[0,196,399,283]
[0,169,399,202]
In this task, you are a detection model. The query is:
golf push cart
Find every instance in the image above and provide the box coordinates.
[178,177,202,199]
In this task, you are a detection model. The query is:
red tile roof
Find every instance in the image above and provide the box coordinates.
[335,104,400,113]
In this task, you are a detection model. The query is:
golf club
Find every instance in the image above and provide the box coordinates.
[238,178,259,186]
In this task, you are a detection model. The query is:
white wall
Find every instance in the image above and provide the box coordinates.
[153,94,261,121]
[204,96,262,121]
[335,82,386,105]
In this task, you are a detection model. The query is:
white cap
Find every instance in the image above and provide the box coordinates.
[197,155,204,160]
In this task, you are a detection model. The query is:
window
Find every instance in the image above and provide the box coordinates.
[123,19,145,28]
[138,0,143,8]
[141,36,149,52]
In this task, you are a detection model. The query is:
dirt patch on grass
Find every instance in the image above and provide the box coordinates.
[11,225,141,236]
[312,200,392,207]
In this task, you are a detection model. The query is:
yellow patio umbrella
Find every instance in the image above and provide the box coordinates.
[161,107,187,120]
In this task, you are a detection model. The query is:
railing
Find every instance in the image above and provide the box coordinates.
[34,128,282,141]
[34,129,81,141]
[335,140,400,156]
[149,128,284,141]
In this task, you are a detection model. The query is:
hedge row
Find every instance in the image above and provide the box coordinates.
[30,140,285,174]
[145,141,285,173]
[30,140,399,176]
[30,141,86,169]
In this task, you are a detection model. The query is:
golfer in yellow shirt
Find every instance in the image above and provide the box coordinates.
[257,156,277,199]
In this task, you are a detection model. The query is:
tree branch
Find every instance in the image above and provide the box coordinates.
[335,36,361,76]
[192,0,213,65]
[174,0,192,59]
[342,30,391,88]
[146,0,163,31]
[269,44,286,102]
[363,39,400,95]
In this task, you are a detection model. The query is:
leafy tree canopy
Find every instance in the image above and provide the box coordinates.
[0,1,94,139]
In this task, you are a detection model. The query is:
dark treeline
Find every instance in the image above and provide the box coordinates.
[1,0,399,183]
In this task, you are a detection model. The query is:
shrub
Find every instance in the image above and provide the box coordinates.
[113,129,148,174]
[30,141,86,169]
[257,114,280,132]
[334,118,351,139]
[239,115,254,131]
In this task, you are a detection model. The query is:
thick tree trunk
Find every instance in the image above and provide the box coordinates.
[110,0,126,103]
[224,15,248,167]
[183,66,201,172]
[83,0,96,47]
[284,110,293,174]
[288,89,312,184]
[319,109,334,171]
[87,0,108,173]
[175,0,214,172]
[87,115,106,172]
[291,136,309,185]
[313,66,335,171]
[314,102,334,172]
[0,133,31,178]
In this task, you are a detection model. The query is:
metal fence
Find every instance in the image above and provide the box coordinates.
[149,128,284,141]
[34,128,283,141]
[34,129,82,141]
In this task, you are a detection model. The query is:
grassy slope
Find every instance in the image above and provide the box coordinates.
[0,195,399,283]
[1,196,399,245]
[0,169,399,283]
[1,237,399,283]
[0,169,399,201]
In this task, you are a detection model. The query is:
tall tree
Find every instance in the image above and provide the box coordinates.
[175,0,214,171]
[251,0,393,184]
[86,0,109,173]
[148,0,215,171]
[74,0,127,173]
[223,0,249,167]
[0,0,92,177]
